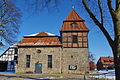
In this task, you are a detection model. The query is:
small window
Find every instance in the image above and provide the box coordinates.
[26,55,30,68]
[11,61,14,65]
[71,55,73,58]
[48,55,52,68]
[37,50,41,53]
[71,22,78,28]
[72,35,78,43]
[14,56,18,60]
[15,48,18,54]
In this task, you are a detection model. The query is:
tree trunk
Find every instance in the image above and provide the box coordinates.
[82,0,120,79]
[113,48,120,80]
[113,14,120,80]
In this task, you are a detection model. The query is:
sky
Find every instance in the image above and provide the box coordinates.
[0,0,113,62]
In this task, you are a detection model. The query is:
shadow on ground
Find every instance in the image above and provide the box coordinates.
[0,74,86,80]
[0,74,50,80]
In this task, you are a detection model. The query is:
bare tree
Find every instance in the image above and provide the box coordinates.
[0,0,21,46]
[82,0,120,79]
[88,52,95,62]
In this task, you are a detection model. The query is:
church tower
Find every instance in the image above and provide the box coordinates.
[60,9,89,48]
[60,9,89,74]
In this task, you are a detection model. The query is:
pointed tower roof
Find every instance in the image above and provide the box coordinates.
[60,9,89,31]
[64,9,84,21]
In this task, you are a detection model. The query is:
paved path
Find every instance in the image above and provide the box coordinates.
[0,73,89,80]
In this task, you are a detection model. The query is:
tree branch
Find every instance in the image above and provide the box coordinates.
[116,0,120,11]
[98,0,103,26]
[107,0,116,20]
[82,0,114,48]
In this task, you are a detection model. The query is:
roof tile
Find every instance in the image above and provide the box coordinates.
[17,32,62,46]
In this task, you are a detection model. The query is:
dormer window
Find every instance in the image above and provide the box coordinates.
[71,22,78,28]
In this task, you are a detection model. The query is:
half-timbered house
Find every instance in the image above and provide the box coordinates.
[0,45,18,72]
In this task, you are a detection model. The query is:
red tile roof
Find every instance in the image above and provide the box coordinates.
[64,9,83,21]
[100,57,114,61]
[60,9,89,31]
[17,32,62,46]
[98,57,114,65]
[102,62,114,65]
[60,22,89,31]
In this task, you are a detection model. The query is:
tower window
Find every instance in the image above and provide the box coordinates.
[72,35,78,43]
[71,22,78,28]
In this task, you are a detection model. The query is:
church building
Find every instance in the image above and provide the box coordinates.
[16,9,89,74]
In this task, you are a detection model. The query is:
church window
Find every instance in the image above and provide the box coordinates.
[26,55,30,68]
[48,55,52,68]
[72,35,78,43]
[71,22,78,28]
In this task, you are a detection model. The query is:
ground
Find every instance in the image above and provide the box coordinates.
[90,70,115,80]
[0,73,89,80]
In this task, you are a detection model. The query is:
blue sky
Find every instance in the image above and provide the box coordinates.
[1,0,113,62]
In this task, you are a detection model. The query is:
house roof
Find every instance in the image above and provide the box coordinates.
[102,62,114,65]
[97,57,114,65]
[24,32,56,37]
[100,57,114,61]
[60,9,89,31]
[17,32,62,46]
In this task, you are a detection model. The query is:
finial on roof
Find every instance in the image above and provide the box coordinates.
[72,5,75,9]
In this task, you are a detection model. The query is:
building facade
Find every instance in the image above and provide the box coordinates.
[97,57,114,70]
[0,45,18,71]
[16,9,89,74]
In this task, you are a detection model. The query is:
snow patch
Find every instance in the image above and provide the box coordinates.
[25,33,39,36]
[91,70,115,80]
[45,32,56,36]
[38,76,64,79]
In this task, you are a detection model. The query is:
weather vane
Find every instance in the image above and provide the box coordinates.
[72,5,75,9]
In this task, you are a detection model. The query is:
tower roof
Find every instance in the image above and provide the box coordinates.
[60,9,89,31]
[64,9,84,21]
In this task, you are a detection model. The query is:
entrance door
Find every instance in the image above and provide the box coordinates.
[35,63,42,73]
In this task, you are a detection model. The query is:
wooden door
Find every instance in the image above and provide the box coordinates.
[35,63,42,73]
